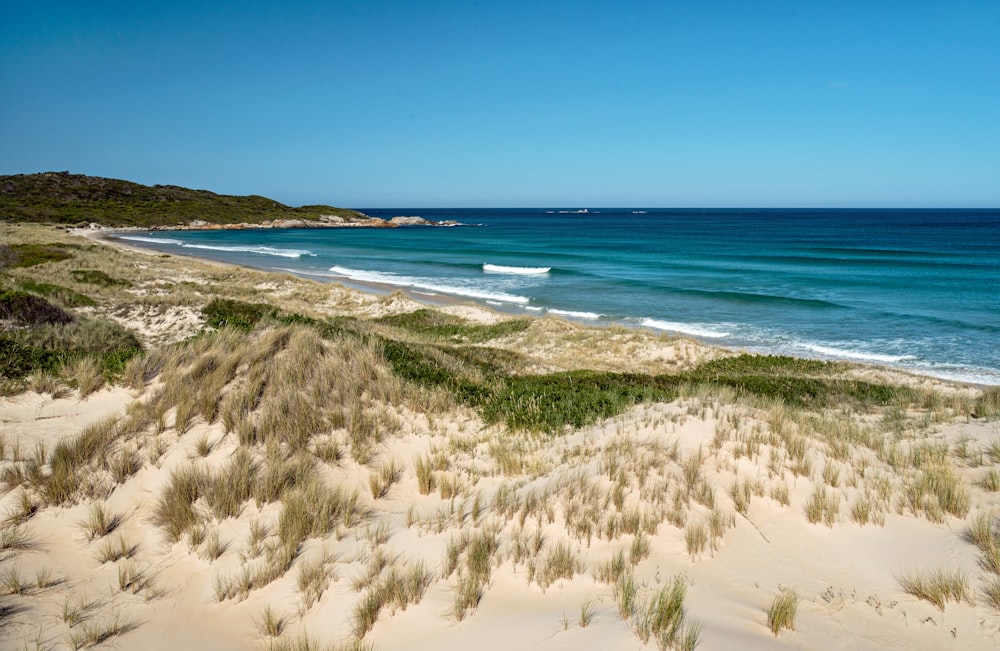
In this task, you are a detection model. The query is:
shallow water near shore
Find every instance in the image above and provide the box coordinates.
[115,208,1000,385]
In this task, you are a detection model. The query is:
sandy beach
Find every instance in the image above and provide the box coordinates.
[2,223,999,651]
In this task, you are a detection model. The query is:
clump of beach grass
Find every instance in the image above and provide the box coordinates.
[414,455,435,495]
[297,552,334,613]
[95,534,138,564]
[984,576,1000,611]
[627,574,703,651]
[537,539,580,589]
[903,463,970,523]
[73,357,105,398]
[152,465,205,542]
[766,588,798,636]
[66,613,138,650]
[368,458,403,499]
[805,485,839,526]
[353,560,434,637]
[898,567,972,610]
[967,511,1000,574]
[80,503,121,541]
[256,604,286,637]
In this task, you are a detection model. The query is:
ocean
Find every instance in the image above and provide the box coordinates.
[114,208,1000,386]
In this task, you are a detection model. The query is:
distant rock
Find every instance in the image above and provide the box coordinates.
[390,216,429,226]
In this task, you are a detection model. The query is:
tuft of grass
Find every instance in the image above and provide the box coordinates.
[766,588,798,636]
[613,571,639,619]
[805,485,839,526]
[95,534,138,564]
[731,477,752,515]
[685,521,708,558]
[368,458,403,499]
[80,503,121,541]
[256,604,286,637]
[61,594,99,628]
[632,575,702,651]
[66,613,137,650]
[0,523,32,550]
[2,566,29,595]
[904,463,970,523]
[414,455,435,495]
[538,540,579,589]
[152,465,205,542]
[984,576,1000,612]
[277,479,360,555]
[579,598,596,628]
[354,560,433,636]
[978,467,1000,492]
[967,512,1000,574]
[117,560,149,593]
[297,553,334,612]
[199,528,228,562]
[204,448,257,519]
[899,567,972,610]
[73,357,105,398]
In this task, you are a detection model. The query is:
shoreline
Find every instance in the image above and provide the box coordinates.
[92,227,995,389]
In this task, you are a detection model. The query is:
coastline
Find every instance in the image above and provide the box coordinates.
[2,222,999,651]
[93,225,990,390]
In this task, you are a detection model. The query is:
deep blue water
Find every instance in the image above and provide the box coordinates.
[115,209,1000,385]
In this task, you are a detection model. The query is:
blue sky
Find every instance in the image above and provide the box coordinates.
[2,1,998,207]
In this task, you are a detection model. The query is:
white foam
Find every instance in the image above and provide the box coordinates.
[118,235,184,245]
[119,235,314,258]
[640,318,731,338]
[799,343,915,364]
[180,243,315,259]
[524,306,543,312]
[325,266,530,304]
[483,263,551,275]
[549,308,601,320]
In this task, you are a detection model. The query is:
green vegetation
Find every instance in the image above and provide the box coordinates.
[1,311,143,382]
[196,298,929,435]
[376,308,530,343]
[766,589,799,636]
[1,172,365,227]
[898,567,972,610]
[12,278,95,307]
[0,243,74,269]
[202,298,277,331]
[1,289,75,325]
[70,269,130,287]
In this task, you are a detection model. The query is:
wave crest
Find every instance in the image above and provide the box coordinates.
[483,264,551,275]
[640,318,731,338]
[324,266,530,304]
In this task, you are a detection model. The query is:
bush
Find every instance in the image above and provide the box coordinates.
[70,269,130,287]
[0,290,74,325]
[202,298,275,331]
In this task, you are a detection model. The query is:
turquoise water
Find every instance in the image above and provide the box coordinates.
[116,209,1000,385]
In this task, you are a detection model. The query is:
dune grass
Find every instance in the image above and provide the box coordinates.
[80,503,121,541]
[899,567,972,610]
[766,589,798,636]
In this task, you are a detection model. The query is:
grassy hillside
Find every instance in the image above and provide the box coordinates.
[0,171,366,227]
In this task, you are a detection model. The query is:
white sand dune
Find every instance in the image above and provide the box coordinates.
[1,227,998,650]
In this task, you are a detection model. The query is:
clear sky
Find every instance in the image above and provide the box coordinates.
[2,1,998,208]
